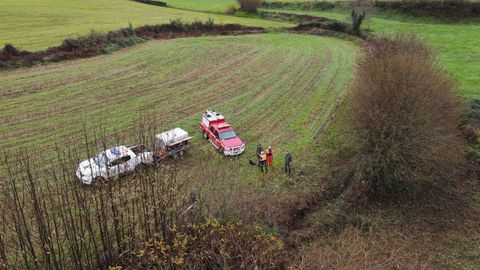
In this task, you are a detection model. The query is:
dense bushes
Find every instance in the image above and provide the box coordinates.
[261,1,335,11]
[375,0,480,19]
[112,218,285,269]
[0,19,264,69]
[261,12,350,35]
[262,0,480,19]
[237,0,261,12]
[345,34,465,199]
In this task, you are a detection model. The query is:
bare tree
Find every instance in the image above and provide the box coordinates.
[349,0,373,36]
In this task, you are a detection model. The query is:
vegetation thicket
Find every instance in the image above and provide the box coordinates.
[113,218,285,269]
[0,19,264,69]
[345,34,465,198]
[237,0,262,12]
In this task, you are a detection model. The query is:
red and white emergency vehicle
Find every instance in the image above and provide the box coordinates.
[200,110,245,156]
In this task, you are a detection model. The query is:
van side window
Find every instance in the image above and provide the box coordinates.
[214,130,219,139]
[210,126,214,133]
[109,155,131,167]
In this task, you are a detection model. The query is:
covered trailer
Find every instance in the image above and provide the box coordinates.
[154,127,192,159]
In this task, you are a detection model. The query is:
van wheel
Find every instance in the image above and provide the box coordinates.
[203,131,208,140]
[93,176,105,184]
[135,163,146,172]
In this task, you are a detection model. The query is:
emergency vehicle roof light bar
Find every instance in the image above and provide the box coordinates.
[204,110,224,122]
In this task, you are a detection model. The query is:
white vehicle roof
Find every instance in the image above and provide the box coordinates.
[155,128,192,147]
[105,145,130,159]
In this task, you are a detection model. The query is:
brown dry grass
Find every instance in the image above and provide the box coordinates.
[291,226,433,270]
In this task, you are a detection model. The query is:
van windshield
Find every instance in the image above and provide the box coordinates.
[219,130,237,140]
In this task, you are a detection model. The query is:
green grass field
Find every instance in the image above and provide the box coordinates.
[0,0,291,51]
[0,33,356,183]
[262,9,480,99]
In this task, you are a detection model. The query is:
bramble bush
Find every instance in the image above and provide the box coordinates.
[111,218,285,269]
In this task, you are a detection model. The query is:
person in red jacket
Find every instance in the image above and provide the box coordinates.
[266,146,274,167]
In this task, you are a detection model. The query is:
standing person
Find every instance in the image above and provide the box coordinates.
[256,144,263,169]
[284,150,292,175]
[259,151,267,173]
[266,146,274,167]
[256,144,263,160]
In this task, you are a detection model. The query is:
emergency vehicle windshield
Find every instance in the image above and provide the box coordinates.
[219,130,237,140]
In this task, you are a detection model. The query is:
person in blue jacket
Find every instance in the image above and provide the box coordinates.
[284,150,292,175]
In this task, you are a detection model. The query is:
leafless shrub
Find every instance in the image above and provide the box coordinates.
[237,0,261,12]
[0,118,190,269]
[346,34,466,199]
[348,0,374,36]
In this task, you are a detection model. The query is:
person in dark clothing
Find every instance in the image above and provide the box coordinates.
[256,144,263,160]
[284,150,292,175]
[256,144,263,170]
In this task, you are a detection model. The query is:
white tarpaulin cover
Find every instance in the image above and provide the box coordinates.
[155,128,191,148]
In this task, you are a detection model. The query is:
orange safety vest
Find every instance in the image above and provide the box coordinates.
[260,154,267,161]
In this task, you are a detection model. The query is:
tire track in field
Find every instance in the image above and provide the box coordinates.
[0,36,284,154]
[0,43,260,142]
[234,45,333,147]
[0,34,357,168]
[0,36,296,146]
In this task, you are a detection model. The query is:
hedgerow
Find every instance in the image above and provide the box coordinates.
[0,19,264,69]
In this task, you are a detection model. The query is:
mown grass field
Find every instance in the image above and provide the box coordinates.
[263,8,480,98]
[0,33,356,185]
[0,0,291,51]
